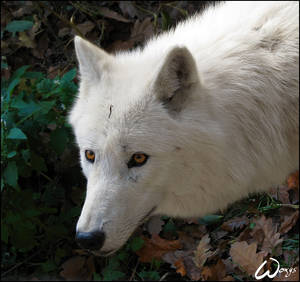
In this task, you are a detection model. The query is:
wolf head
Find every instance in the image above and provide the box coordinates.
[69,36,220,255]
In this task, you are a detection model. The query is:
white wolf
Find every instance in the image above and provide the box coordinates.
[69,1,299,255]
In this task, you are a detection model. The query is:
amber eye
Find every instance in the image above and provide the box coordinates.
[128,152,149,168]
[85,150,95,163]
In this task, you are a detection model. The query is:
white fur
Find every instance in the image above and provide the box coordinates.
[69,1,299,254]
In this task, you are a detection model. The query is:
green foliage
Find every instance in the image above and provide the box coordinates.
[5,20,34,36]
[1,64,82,277]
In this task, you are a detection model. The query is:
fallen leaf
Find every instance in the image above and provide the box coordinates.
[177,231,198,250]
[230,241,266,276]
[201,259,226,281]
[18,31,36,48]
[201,266,212,280]
[287,171,299,190]
[163,250,202,281]
[58,27,70,38]
[174,258,187,277]
[221,275,235,281]
[118,1,139,18]
[60,255,95,281]
[250,215,283,253]
[98,7,131,23]
[280,210,299,234]
[221,216,249,232]
[237,227,252,242]
[76,21,95,36]
[136,234,182,263]
[211,259,227,280]
[269,185,290,204]
[131,17,154,42]
[193,234,216,269]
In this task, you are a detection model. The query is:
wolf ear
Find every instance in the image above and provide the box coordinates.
[74,36,111,81]
[154,46,199,113]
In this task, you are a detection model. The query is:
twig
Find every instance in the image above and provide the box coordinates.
[1,249,42,278]
[129,259,139,281]
[37,1,85,38]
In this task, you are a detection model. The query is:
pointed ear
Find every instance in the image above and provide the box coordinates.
[154,46,199,113]
[74,36,111,81]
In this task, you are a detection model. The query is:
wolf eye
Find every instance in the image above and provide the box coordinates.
[85,150,95,163]
[128,152,148,168]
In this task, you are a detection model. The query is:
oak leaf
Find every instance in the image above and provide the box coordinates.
[174,258,187,277]
[201,260,226,281]
[221,216,249,232]
[193,234,216,269]
[136,234,182,263]
[230,241,266,276]
[251,215,283,253]
[280,210,299,234]
[287,171,299,190]
[163,250,202,281]
[60,255,95,281]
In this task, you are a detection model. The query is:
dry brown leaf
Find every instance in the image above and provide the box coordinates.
[174,258,187,277]
[18,31,36,48]
[193,234,215,269]
[201,266,212,280]
[221,216,249,232]
[287,171,299,190]
[163,250,202,281]
[136,234,182,263]
[221,275,235,281]
[230,241,266,276]
[280,210,299,234]
[131,17,154,42]
[211,259,227,280]
[118,1,139,18]
[269,186,290,204]
[201,259,226,281]
[98,7,131,23]
[76,21,95,36]
[60,255,95,281]
[251,215,283,253]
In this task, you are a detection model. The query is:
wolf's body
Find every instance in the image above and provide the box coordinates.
[69,1,299,254]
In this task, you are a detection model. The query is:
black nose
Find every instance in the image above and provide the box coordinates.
[75,231,105,251]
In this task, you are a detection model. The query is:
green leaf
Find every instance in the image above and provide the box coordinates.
[61,68,77,83]
[3,161,18,188]
[50,127,68,155]
[11,65,30,81]
[36,78,55,94]
[30,151,47,172]
[102,269,125,281]
[21,149,30,162]
[139,270,160,281]
[198,214,223,225]
[11,99,41,117]
[1,61,8,69]
[130,236,144,252]
[7,127,27,140]
[23,71,44,80]
[7,151,17,158]
[7,77,20,98]
[5,20,34,36]
[41,261,57,272]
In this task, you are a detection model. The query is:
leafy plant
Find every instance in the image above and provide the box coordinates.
[1,63,83,278]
